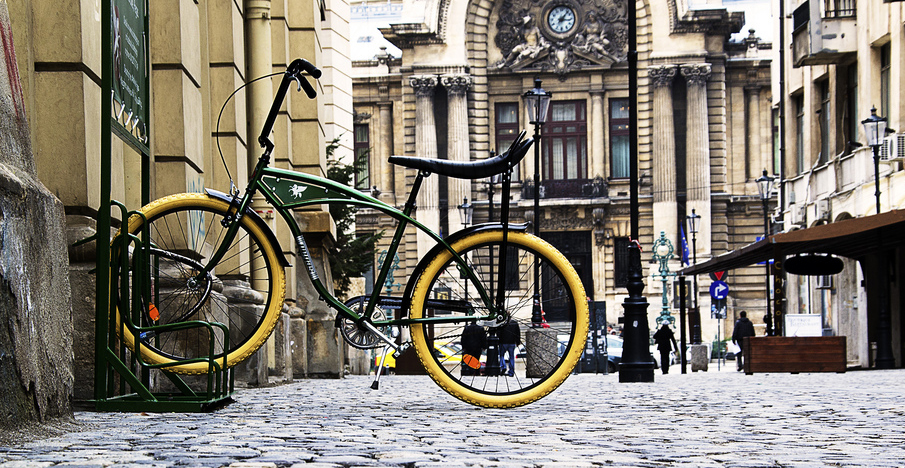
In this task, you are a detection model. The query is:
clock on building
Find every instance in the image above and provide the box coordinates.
[547,5,576,34]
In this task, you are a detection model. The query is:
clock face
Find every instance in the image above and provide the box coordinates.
[548,5,576,34]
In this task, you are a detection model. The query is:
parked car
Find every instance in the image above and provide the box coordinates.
[594,335,663,373]
[373,343,462,372]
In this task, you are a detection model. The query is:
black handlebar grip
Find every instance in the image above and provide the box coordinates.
[298,76,317,99]
[289,58,322,79]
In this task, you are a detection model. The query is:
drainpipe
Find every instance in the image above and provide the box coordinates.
[246,0,274,381]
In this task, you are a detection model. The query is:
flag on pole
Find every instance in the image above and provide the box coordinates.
[680,226,690,266]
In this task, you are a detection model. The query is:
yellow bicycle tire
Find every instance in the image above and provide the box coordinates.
[114,193,286,374]
[409,230,589,408]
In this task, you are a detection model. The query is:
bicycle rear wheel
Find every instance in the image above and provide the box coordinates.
[115,193,286,374]
[409,230,588,408]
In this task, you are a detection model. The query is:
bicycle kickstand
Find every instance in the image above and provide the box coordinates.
[371,344,392,390]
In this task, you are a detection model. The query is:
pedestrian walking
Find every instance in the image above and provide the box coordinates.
[461,322,487,376]
[732,310,756,371]
[652,324,678,374]
[498,320,521,376]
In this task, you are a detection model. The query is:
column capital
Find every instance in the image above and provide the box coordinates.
[440,74,473,96]
[409,75,438,96]
[648,65,677,88]
[680,64,711,86]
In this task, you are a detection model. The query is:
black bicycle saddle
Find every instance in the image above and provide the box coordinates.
[388,131,533,180]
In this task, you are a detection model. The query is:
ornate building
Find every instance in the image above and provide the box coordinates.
[351,0,773,343]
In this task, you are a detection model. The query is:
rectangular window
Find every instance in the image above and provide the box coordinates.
[795,95,805,174]
[610,99,630,179]
[543,101,587,180]
[818,80,830,164]
[824,0,855,18]
[880,43,890,119]
[495,102,520,179]
[353,124,370,190]
[614,237,630,288]
[843,64,858,154]
[772,108,781,174]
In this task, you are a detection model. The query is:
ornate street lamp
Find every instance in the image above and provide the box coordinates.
[686,209,701,344]
[756,169,775,335]
[651,232,676,327]
[457,196,473,228]
[862,107,895,368]
[861,107,888,214]
[523,79,551,327]
[458,197,474,300]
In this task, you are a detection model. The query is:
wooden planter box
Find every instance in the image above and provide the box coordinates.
[743,336,846,374]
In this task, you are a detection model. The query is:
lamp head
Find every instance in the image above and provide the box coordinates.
[755,169,775,200]
[523,78,552,125]
[686,208,701,235]
[458,197,473,225]
[861,106,888,148]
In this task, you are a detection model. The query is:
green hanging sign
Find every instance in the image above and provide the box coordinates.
[111,0,149,150]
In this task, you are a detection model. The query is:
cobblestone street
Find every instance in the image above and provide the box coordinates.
[2,368,905,467]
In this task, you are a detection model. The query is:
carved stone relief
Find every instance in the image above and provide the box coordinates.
[492,0,627,78]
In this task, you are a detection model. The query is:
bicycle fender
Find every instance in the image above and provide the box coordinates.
[399,222,529,316]
[203,188,291,267]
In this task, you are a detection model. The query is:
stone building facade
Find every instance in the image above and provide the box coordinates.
[7,0,357,401]
[351,0,775,344]
[776,0,905,367]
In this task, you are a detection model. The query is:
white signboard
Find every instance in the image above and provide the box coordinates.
[784,314,823,337]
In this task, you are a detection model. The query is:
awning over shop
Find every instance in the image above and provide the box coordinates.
[678,209,905,276]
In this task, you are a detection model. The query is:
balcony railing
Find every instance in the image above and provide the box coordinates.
[791,0,857,67]
[521,177,608,199]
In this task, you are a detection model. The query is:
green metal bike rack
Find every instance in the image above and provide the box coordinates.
[91,0,233,412]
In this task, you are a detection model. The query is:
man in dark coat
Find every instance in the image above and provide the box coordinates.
[461,322,487,376]
[732,310,757,371]
[498,320,521,377]
[652,324,678,374]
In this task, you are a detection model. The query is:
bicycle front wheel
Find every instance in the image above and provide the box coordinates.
[409,230,588,408]
[115,193,286,374]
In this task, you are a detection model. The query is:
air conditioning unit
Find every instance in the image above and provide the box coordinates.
[817,199,830,221]
[789,204,806,228]
[880,135,900,161]
[892,133,905,160]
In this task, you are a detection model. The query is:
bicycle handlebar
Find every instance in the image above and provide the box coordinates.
[258,59,322,151]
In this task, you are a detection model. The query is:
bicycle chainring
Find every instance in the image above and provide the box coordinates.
[339,304,392,349]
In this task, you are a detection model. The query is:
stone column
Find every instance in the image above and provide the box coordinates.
[681,63,712,256]
[590,91,606,178]
[649,65,678,244]
[410,75,439,258]
[442,74,473,233]
[745,85,764,179]
[377,102,395,205]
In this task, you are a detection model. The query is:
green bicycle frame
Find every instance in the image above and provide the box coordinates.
[202,158,498,330]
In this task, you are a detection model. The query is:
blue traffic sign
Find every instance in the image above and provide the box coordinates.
[710,280,729,300]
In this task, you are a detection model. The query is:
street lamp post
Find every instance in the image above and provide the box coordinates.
[618,0,655,382]
[651,232,676,327]
[523,79,551,327]
[458,197,474,300]
[686,209,701,344]
[861,107,888,215]
[862,107,895,369]
[756,170,775,336]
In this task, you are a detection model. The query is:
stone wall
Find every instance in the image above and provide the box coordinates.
[0,0,73,429]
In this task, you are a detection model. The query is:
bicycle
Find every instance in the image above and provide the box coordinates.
[114,58,589,408]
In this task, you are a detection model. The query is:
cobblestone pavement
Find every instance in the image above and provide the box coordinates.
[2,368,905,467]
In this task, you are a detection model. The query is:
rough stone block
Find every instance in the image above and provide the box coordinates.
[289,317,308,378]
[306,319,343,378]
[690,344,709,372]
[526,328,559,378]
